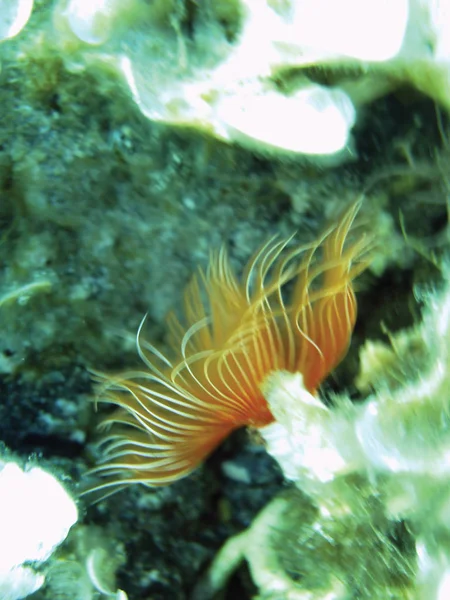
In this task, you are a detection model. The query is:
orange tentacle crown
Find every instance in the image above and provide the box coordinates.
[86,200,372,498]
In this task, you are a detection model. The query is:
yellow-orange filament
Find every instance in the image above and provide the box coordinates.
[86,201,372,498]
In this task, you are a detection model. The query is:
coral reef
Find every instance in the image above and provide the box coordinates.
[5,0,450,158]
[0,459,77,600]
[195,260,450,599]
[48,0,450,155]
[0,2,449,600]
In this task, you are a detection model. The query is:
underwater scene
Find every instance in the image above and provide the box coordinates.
[1,1,450,599]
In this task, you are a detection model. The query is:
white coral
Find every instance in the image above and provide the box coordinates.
[0,0,34,42]
[47,0,450,155]
[257,262,450,599]
[0,461,78,600]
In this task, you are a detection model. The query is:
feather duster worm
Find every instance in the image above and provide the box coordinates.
[85,201,372,498]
